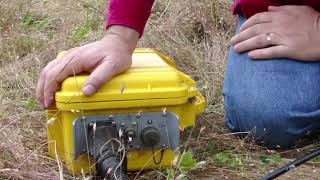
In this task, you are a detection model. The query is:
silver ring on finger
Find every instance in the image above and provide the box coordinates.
[266,33,272,42]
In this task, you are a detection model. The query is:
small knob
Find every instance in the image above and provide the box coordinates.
[141,127,160,146]
[126,129,136,138]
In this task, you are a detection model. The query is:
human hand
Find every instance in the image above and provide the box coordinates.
[36,25,139,108]
[231,6,320,60]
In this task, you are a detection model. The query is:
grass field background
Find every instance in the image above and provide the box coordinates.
[0,0,319,179]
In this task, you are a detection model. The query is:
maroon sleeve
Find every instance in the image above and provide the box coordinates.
[233,0,320,18]
[106,0,155,37]
[232,0,273,18]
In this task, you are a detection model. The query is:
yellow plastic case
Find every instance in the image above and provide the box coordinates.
[47,48,205,174]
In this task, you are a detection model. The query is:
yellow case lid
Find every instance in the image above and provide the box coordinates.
[55,48,199,109]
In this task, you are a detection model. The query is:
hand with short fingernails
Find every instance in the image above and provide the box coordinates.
[36,25,139,108]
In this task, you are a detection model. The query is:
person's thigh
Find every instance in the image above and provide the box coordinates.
[223,15,320,149]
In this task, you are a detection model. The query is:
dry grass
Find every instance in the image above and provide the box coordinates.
[0,0,320,179]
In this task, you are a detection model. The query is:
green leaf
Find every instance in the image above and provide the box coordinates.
[2,150,13,160]
[26,97,36,110]
[21,13,35,28]
[166,168,175,180]
[272,154,283,162]
[217,151,230,163]
[72,21,92,42]
[20,12,51,32]
[260,154,271,164]
[260,154,282,164]
[179,150,198,171]
[216,151,243,169]
[312,156,320,162]
[35,17,50,31]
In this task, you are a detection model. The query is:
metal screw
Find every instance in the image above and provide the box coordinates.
[136,113,141,118]
[112,121,116,126]
[162,144,166,148]
[108,115,114,120]
[120,122,125,127]
[147,119,152,124]
[132,122,137,126]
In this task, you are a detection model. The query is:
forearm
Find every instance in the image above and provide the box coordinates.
[106,0,155,37]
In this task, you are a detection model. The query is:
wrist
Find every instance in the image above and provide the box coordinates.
[104,25,139,53]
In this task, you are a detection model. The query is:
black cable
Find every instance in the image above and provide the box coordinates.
[152,148,164,165]
[261,148,320,180]
[89,125,129,180]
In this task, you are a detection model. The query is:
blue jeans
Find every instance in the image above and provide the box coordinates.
[223,16,320,149]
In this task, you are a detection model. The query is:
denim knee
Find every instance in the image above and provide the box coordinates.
[225,104,298,149]
[223,15,320,149]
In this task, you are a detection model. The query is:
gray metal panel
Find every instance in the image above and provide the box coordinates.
[73,112,180,159]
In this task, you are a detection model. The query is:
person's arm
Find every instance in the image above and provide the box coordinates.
[107,0,154,37]
[36,0,154,108]
[232,0,272,18]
